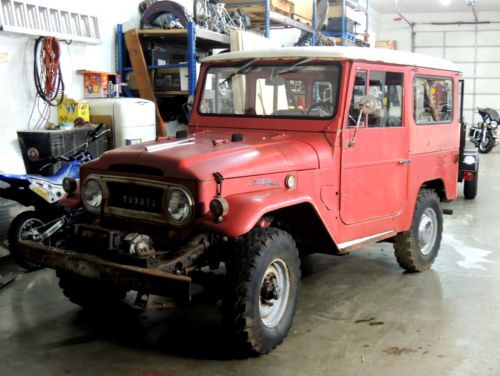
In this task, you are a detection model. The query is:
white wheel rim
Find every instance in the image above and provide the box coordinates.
[259,258,290,328]
[418,208,438,256]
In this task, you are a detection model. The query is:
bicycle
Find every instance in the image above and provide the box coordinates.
[194,0,250,35]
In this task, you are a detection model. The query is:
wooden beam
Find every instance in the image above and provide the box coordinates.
[124,29,165,137]
[0,53,7,64]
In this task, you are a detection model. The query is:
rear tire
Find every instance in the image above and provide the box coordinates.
[222,227,301,356]
[464,163,479,200]
[57,271,127,309]
[8,211,47,271]
[393,190,443,272]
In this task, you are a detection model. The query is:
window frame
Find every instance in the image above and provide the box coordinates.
[347,69,405,129]
[413,74,454,126]
[197,61,342,120]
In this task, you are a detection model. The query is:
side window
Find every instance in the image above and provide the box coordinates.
[414,76,453,124]
[348,70,403,128]
[348,71,367,126]
[367,71,404,128]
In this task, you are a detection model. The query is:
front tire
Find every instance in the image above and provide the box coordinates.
[393,190,443,272]
[222,227,301,356]
[8,211,47,271]
[478,133,495,153]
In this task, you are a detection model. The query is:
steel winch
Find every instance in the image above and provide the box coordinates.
[122,233,156,256]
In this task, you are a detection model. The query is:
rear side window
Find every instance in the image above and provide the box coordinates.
[414,76,453,124]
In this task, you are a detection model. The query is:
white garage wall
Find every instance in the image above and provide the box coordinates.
[0,0,306,174]
[375,11,500,126]
[0,0,152,173]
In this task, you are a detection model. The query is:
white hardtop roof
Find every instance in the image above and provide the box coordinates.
[203,46,460,72]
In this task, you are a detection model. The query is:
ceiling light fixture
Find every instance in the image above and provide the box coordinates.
[439,0,452,6]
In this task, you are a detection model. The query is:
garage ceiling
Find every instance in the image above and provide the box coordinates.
[370,0,500,14]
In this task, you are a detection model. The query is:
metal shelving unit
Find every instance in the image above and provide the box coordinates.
[116,1,318,102]
[324,0,369,46]
[223,0,316,38]
[117,22,230,98]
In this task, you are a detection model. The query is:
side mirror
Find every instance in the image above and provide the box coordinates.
[358,95,379,115]
[348,95,379,148]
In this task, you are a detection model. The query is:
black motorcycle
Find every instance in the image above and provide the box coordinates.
[468,107,499,153]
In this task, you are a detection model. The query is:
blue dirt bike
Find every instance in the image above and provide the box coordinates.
[0,125,108,270]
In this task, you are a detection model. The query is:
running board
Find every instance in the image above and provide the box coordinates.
[337,230,397,253]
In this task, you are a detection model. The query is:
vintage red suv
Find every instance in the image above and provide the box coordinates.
[21,47,468,355]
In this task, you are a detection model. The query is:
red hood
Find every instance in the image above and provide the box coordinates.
[84,130,321,181]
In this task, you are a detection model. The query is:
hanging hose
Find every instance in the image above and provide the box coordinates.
[33,36,65,106]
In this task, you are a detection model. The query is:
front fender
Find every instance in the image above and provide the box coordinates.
[196,189,313,237]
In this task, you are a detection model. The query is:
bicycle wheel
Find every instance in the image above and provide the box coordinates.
[194,0,210,29]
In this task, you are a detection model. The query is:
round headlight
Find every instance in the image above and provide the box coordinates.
[167,189,191,224]
[82,179,103,209]
[491,121,498,129]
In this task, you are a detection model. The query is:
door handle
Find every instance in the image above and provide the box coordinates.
[399,159,411,165]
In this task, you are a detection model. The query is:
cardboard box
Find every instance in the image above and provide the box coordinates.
[83,71,122,98]
[84,71,109,98]
[375,40,398,50]
[57,98,90,124]
[223,0,294,16]
[328,4,364,25]
[292,0,313,22]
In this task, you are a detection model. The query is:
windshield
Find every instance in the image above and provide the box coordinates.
[198,61,341,119]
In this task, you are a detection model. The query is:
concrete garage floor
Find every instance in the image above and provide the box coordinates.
[1,152,500,376]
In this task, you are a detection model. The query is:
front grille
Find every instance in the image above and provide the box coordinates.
[107,182,164,214]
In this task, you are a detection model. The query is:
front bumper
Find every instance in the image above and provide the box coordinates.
[19,240,191,302]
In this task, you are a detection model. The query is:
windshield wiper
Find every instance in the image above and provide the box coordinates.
[274,58,313,76]
[219,58,259,87]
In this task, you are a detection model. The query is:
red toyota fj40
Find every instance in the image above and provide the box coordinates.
[20,46,473,355]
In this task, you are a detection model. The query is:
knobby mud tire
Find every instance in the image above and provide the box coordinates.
[222,227,301,356]
[393,190,443,272]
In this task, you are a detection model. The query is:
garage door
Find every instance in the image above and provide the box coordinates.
[414,28,500,126]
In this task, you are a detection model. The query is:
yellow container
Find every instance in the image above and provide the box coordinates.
[57,98,90,124]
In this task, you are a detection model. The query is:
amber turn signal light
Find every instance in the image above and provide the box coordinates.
[210,197,229,219]
[285,175,296,189]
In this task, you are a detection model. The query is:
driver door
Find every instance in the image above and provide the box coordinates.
[340,65,409,225]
